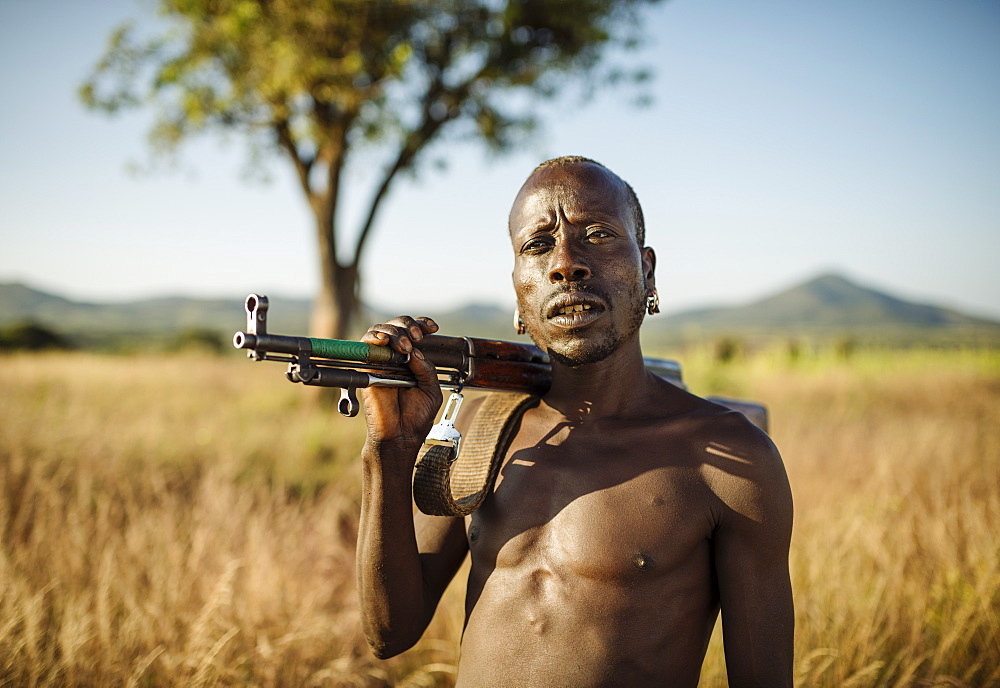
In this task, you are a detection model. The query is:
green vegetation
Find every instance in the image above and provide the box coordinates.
[0,321,68,351]
[1,347,997,686]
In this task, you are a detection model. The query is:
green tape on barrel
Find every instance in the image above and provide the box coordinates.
[308,338,379,362]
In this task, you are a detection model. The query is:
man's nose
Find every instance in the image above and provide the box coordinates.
[548,240,591,283]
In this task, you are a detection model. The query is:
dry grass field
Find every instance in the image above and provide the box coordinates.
[1,347,998,687]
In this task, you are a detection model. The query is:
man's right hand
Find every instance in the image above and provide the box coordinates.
[359,316,443,458]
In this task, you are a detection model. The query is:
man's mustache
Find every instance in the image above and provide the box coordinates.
[540,284,610,318]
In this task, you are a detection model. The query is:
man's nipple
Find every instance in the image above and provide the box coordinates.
[632,552,654,571]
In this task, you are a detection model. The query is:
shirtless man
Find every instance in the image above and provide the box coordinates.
[356,157,794,687]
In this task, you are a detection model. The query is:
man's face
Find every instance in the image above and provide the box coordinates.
[509,162,655,367]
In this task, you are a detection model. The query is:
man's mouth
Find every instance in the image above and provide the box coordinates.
[545,293,606,327]
[553,304,594,315]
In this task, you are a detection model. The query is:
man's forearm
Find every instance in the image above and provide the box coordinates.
[356,441,430,659]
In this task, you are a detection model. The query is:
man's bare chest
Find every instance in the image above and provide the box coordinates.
[467,425,717,584]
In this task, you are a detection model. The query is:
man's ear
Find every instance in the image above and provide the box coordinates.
[642,246,657,290]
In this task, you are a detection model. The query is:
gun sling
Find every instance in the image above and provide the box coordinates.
[413,393,540,517]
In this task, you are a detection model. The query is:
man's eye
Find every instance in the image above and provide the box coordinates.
[587,229,613,241]
[522,237,552,253]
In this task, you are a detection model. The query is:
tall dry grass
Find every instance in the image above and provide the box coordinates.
[688,347,1000,687]
[1,348,997,686]
[0,353,463,687]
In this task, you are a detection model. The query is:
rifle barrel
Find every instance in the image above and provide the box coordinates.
[233,331,409,366]
[234,330,684,387]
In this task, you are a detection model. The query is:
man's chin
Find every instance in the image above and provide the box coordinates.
[531,305,644,368]
[546,335,619,368]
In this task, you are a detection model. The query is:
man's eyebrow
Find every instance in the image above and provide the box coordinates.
[563,209,627,225]
[514,216,556,232]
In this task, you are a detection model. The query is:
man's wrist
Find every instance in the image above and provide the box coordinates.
[363,436,424,467]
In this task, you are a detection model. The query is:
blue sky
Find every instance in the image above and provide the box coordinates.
[1,0,998,319]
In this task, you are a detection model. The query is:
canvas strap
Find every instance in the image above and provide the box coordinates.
[413,393,538,517]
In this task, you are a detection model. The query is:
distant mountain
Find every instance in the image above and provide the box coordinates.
[2,282,90,326]
[0,283,311,338]
[2,274,997,346]
[0,283,519,343]
[652,273,1000,337]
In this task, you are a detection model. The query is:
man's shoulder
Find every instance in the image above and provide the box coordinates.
[680,395,791,528]
[647,378,760,441]
[645,381,784,485]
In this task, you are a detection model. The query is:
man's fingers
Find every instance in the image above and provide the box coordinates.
[413,317,439,338]
[360,316,440,354]
[408,346,441,388]
[359,330,390,345]
[363,323,414,353]
[383,315,439,343]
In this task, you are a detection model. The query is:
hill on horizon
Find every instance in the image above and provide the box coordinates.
[656,273,997,328]
[1,273,998,347]
[0,283,517,345]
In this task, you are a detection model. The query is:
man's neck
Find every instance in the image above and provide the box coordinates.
[542,338,651,422]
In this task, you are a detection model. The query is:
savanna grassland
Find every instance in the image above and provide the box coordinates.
[1,347,998,687]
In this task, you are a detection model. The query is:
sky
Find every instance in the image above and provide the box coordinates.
[1,0,998,320]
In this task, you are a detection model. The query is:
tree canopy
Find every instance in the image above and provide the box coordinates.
[82,0,663,337]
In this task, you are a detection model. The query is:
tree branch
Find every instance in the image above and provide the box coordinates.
[352,36,481,265]
[274,118,315,201]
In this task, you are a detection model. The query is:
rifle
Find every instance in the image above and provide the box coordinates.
[233,294,768,433]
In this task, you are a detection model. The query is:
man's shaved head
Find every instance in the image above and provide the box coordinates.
[527,156,646,247]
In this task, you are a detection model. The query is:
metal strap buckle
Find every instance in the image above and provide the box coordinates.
[424,391,464,460]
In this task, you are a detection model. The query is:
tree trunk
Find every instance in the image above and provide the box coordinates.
[311,279,339,339]
[309,200,361,340]
[311,262,361,340]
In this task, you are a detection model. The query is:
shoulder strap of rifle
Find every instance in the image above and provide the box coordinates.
[413,393,538,517]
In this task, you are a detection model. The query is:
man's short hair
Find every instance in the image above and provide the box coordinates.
[530,156,646,247]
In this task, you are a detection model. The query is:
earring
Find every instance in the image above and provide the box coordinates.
[514,308,527,335]
[646,289,660,316]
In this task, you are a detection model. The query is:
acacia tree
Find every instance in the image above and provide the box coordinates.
[82,0,662,338]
